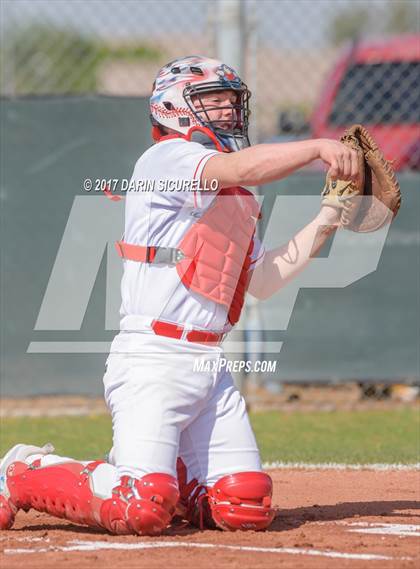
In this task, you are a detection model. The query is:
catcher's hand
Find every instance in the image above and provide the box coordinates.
[321,124,401,232]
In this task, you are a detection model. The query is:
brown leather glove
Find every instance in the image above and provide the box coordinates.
[321,124,401,232]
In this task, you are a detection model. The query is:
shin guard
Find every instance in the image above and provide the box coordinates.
[3,460,179,536]
[100,474,179,536]
[207,471,275,531]
[4,459,109,530]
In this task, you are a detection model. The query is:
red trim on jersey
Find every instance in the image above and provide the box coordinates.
[193,153,213,181]
[192,153,218,208]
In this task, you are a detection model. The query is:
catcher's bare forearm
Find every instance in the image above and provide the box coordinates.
[248,212,338,301]
[201,139,360,189]
[204,141,319,187]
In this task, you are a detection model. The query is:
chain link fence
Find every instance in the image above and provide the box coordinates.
[1,0,419,163]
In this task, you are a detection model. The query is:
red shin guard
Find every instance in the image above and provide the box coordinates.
[4,460,179,536]
[207,471,275,531]
[176,459,275,531]
[4,460,106,529]
[100,474,179,535]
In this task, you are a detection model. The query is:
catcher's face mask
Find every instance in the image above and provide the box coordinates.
[184,84,250,151]
[150,55,251,151]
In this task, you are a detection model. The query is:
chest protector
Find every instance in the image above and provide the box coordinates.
[123,126,262,326]
[176,185,260,325]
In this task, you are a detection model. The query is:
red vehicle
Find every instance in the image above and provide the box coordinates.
[311,35,420,170]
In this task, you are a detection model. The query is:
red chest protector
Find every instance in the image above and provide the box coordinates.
[117,126,262,326]
[176,184,260,325]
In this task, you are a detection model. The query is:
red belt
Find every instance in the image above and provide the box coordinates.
[151,319,224,346]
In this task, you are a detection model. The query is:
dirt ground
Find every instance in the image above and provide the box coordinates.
[1,468,419,569]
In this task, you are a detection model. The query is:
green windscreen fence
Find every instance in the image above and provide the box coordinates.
[1,96,419,396]
[1,96,151,396]
[259,172,419,384]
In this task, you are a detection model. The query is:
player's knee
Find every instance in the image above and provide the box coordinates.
[101,473,179,536]
[207,471,275,531]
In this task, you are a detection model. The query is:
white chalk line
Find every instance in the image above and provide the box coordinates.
[0,457,417,471]
[262,461,420,471]
[1,461,417,474]
[3,539,413,561]
[0,536,49,543]
[347,522,420,537]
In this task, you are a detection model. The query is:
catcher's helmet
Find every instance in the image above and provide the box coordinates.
[150,55,251,151]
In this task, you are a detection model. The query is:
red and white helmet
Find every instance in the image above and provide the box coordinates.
[150,55,251,151]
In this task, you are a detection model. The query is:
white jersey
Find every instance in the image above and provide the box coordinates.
[119,138,265,333]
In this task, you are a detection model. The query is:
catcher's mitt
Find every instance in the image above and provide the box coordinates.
[321,124,401,232]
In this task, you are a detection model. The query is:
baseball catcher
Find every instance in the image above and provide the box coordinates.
[0,56,400,535]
